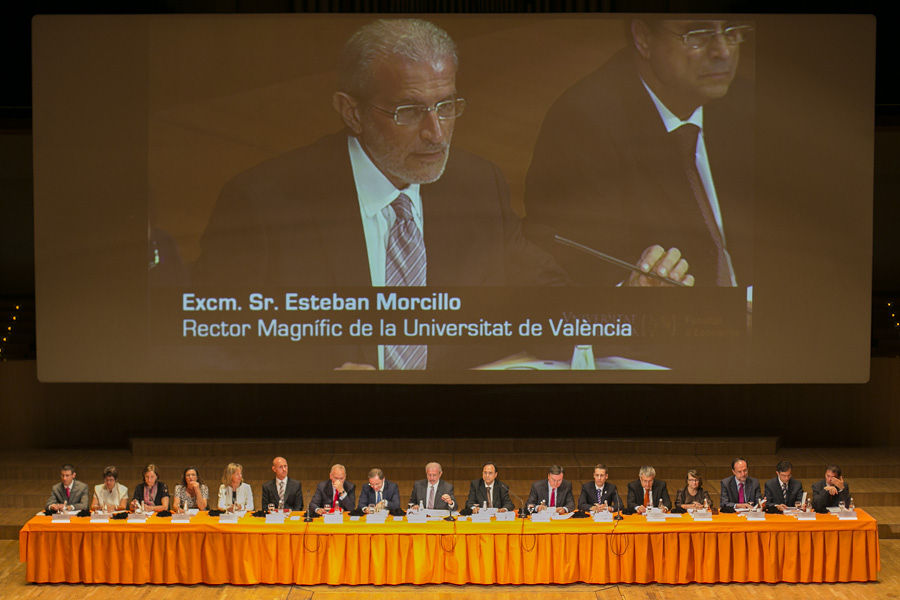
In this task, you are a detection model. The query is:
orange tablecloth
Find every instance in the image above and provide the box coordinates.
[19,511,880,585]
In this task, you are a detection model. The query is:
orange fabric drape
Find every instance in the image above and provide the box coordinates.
[19,511,880,585]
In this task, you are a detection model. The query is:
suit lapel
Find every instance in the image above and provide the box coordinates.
[309,134,373,286]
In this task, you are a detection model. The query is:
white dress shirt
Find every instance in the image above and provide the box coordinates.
[347,135,425,369]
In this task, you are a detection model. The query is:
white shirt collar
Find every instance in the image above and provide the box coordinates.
[347,135,422,219]
[640,78,704,133]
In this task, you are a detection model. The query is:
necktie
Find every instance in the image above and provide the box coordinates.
[782,482,788,501]
[332,487,339,512]
[643,488,650,507]
[427,485,435,509]
[673,124,736,287]
[486,486,492,508]
[376,490,382,505]
[550,488,556,508]
[597,488,603,504]
[65,486,71,499]
[278,480,285,503]
[738,482,745,504]
[384,193,427,370]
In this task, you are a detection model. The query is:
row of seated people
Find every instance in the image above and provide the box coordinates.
[45,457,853,516]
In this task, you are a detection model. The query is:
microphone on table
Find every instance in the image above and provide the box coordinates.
[613,493,624,520]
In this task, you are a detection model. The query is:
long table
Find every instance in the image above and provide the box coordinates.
[19,510,880,585]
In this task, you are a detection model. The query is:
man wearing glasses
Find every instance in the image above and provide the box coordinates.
[195,18,564,370]
[525,17,754,288]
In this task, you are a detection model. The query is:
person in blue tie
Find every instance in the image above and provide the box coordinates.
[578,463,621,513]
[720,457,762,512]
[357,468,401,513]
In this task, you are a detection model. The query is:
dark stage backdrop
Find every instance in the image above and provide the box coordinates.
[1,357,898,451]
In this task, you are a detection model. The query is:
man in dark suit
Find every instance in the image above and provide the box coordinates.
[525,17,753,287]
[811,464,851,514]
[309,464,356,514]
[260,456,304,512]
[720,457,762,512]
[764,459,804,513]
[409,462,456,510]
[45,463,90,512]
[625,465,671,514]
[465,462,514,513]
[578,463,621,513]
[357,468,401,512]
[193,19,565,371]
[526,465,575,514]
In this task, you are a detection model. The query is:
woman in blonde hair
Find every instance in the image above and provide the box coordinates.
[218,462,253,511]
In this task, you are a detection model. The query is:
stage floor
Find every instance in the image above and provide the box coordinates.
[2,538,898,599]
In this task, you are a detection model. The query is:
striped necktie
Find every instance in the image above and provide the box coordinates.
[673,123,736,287]
[384,193,427,370]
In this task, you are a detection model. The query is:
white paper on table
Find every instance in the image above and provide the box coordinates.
[289,515,301,521]
[90,516,110,524]
[495,511,515,522]
[692,511,712,521]
[551,511,574,520]
[530,510,552,522]
[795,512,816,520]
[323,512,343,524]
[126,514,147,523]
[838,510,858,520]
[365,513,387,524]
[406,512,427,523]
[457,516,468,521]
[187,508,200,516]
[349,516,361,521]
[592,511,613,522]
[745,511,766,521]
[663,513,683,519]
[171,513,191,523]
[265,512,286,524]
[393,516,404,521]
[218,513,239,524]
[424,509,450,518]
[471,512,492,523]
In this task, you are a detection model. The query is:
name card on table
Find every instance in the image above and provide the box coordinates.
[365,512,388,524]
[645,509,666,522]
[838,510,858,520]
[471,512,492,523]
[746,511,766,521]
[795,511,816,521]
[51,512,71,523]
[406,511,427,523]
[265,512,285,524]
[219,513,239,524]
[531,510,552,522]
[127,513,147,523]
[90,514,110,524]
[323,512,344,524]
[692,510,712,521]
[495,511,515,522]
[592,511,613,522]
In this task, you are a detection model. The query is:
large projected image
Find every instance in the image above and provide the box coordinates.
[32,14,874,383]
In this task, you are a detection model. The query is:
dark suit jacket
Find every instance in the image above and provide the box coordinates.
[261,477,304,511]
[526,479,575,512]
[309,480,356,513]
[577,482,621,512]
[811,478,851,513]
[132,482,170,507]
[764,477,804,513]
[625,479,671,514]
[525,48,754,288]
[409,479,457,510]
[194,132,567,371]
[357,479,401,511]
[720,476,761,512]
[465,479,515,511]
[45,480,90,511]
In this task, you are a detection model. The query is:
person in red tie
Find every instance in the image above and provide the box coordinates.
[720,457,761,512]
[625,465,671,514]
[526,465,575,515]
[311,464,356,515]
[45,463,90,512]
